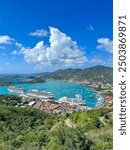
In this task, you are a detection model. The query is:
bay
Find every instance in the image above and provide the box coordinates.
[0,81,103,108]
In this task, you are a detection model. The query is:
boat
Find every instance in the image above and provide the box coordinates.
[27,89,54,99]
[8,86,24,94]
[96,95,104,107]
[58,94,86,105]
[88,95,93,98]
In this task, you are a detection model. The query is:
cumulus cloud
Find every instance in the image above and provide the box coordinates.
[0,35,14,44]
[87,24,95,31]
[29,29,48,37]
[96,38,113,53]
[11,50,18,55]
[22,27,87,69]
[15,42,23,48]
[10,43,23,56]
[15,42,26,55]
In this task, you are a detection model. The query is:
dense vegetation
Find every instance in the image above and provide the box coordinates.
[0,95,113,150]
[0,94,22,106]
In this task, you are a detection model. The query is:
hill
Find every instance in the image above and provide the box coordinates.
[0,94,112,150]
[37,65,113,85]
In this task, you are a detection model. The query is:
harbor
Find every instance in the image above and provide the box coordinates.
[5,83,106,115]
[1,81,100,107]
[7,85,104,107]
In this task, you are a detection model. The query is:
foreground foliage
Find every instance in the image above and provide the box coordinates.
[0,95,112,150]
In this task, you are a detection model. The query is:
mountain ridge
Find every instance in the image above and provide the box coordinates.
[36,65,113,85]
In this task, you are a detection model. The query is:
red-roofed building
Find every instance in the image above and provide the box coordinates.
[35,101,42,109]
[53,104,60,110]
[45,102,51,107]
[106,96,113,104]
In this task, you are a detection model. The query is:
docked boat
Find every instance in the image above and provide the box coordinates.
[27,89,54,99]
[96,95,104,107]
[58,94,86,105]
[8,86,24,94]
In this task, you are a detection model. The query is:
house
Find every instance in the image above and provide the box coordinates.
[44,102,51,107]
[53,104,60,110]
[35,101,43,109]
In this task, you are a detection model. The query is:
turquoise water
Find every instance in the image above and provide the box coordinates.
[0,81,101,108]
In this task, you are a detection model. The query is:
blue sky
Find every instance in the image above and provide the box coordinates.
[0,0,113,74]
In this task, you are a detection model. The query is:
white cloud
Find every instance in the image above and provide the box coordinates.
[0,35,14,44]
[15,42,23,48]
[96,38,113,53]
[22,27,87,70]
[29,29,48,37]
[87,24,95,31]
[11,50,18,55]
[15,42,26,54]
[11,42,24,55]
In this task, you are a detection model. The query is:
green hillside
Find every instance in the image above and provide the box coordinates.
[0,95,113,150]
[37,65,113,84]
